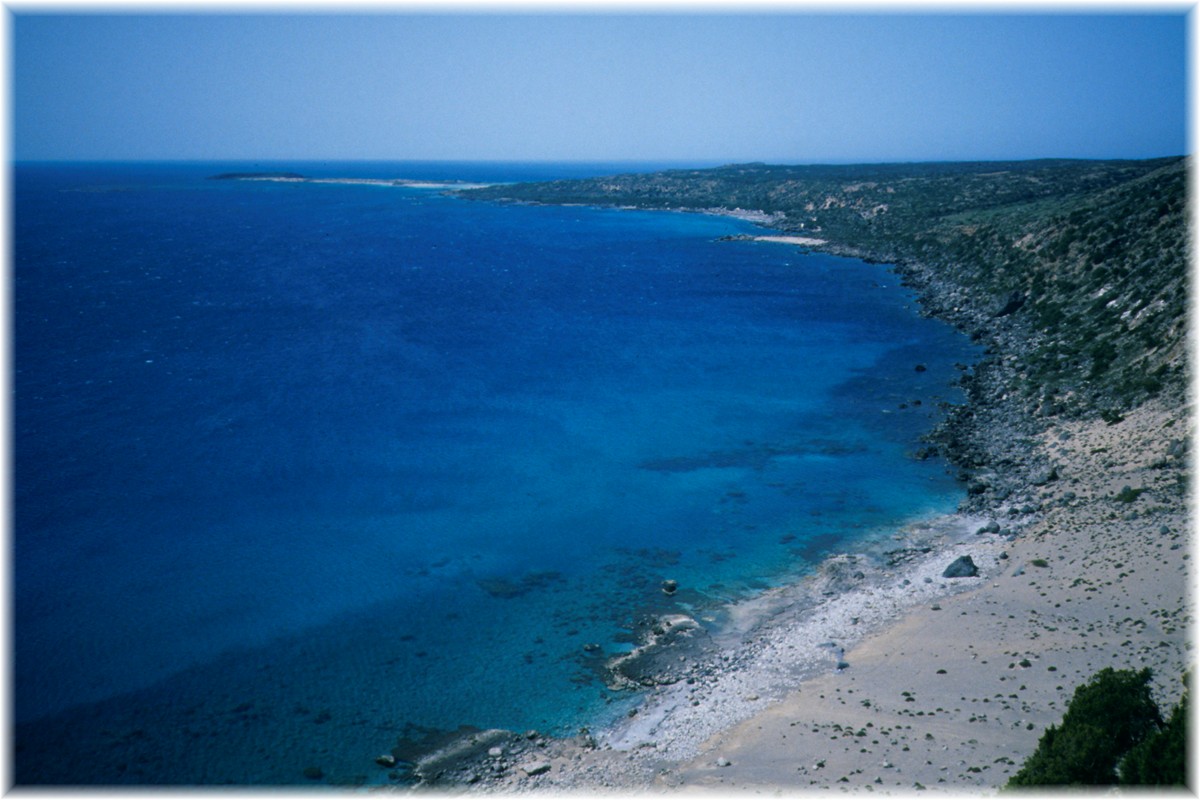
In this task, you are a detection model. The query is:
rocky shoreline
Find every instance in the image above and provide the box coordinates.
[371,218,1190,792]
[387,512,1016,791]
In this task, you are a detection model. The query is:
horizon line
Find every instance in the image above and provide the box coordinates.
[12,153,1189,167]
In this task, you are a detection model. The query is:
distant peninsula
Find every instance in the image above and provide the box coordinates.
[209,171,307,181]
[209,172,493,189]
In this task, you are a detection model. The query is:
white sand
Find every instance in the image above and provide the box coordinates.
[752,235,829,247]
[659,396,1192,792]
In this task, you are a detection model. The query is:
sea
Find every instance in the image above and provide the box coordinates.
[12,161,978,784]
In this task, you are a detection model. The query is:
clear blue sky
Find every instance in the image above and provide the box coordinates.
[11,11,1190,163]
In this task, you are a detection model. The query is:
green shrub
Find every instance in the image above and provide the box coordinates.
[1008,669,1190,788]
[1119,675,1189,785]
[1007,668,1162,787]
[1115,486,1145,503]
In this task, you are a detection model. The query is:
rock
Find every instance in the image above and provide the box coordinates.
[661,579,678,595]
[521,761,551,776]
[716,757,732,768]
[942,555,979,578]
[604,613,711,689]
[375,754,397,768]
[582,643,601,653]
[303,766,324,781]
[913,445,939,460]
[488,747,504,758]
[994,290,1026,317]
[1031,465,1059,485]
[914,363,927,372]
[999,551,1009,560]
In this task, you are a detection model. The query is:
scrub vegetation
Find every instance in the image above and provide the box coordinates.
[1006,668,1188,787]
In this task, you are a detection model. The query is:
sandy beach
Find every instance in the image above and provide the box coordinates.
[400,389,1189,792]
[752,234,829,247]
[663,395,1190,792]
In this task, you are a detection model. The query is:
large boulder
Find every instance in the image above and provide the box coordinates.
[604,614,712,689]
[942,555,979,578]
[994,290,1026,317]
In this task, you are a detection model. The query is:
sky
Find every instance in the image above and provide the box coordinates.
[10,10,1191,163]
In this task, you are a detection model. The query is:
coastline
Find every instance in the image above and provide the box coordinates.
[209,173,494,190]
[662,393,1190,792]
[395,228,1191,792]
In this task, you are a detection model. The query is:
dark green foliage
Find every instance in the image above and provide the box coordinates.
[1115,485,1145,503]
[1120,676,1189,786]
[1100,409,1126,426]
[1006,668,1167,787]
[1089,340,1119,378]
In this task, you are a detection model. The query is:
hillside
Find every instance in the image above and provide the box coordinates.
[463,158,1189,425]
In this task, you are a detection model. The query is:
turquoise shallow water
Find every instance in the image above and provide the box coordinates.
[13,162,977,783]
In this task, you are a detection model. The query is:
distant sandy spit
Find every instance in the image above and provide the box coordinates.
[752,234,829,246]
[219,175,494,190]
[308,178,496,190]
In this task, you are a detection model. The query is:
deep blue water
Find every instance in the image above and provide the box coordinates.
[13,162,977,784]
